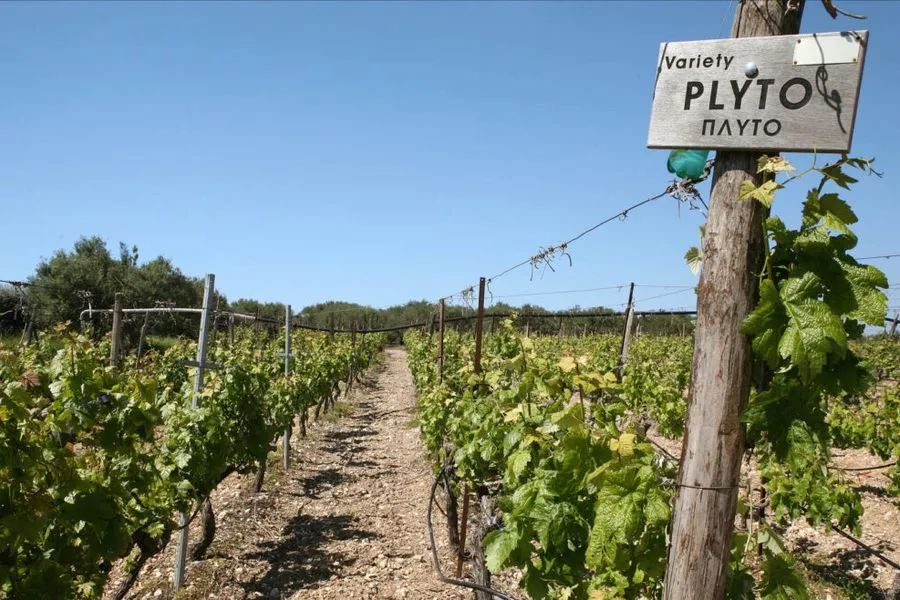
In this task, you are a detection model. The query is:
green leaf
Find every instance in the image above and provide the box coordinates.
[778,298,846,381]
[484,529,519,573]
[840,261,889,325]
[585,467,644,570]
[757,155,795,174]
[550,402,584,431]
[558,355,577,373]
[609,433,636,457]
[684,247,702,275]
[742,280,785,369]
[759,554,809,600]
[507,450,531,481]
[644,491,670,525]
[817,194,857,234]
[739,179,781,208]
[819,163,858,190]
[756,524,787,556]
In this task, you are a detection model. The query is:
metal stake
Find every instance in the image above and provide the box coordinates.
[283,304,292,470]
[173,274,215,591]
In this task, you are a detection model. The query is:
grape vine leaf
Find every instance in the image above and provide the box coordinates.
[684,247,702,275]
[839,261,889,325]
[739,179,781,208]
[743,273,847,381]
[741,280,784,369]
[484,529,520,573]
[585,468,644,569]
[759,555,809,600]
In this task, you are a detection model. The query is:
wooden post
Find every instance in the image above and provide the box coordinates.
[557,316,564,339]
[472,495,498,600]
[616,283,635,383]
[347,322,357,392]
[889,312,899,337]
[135,311,150,369]
[455,484,470,577]
[663,4,804,599]
[438,299,445,382]
[109,292,124,369]
[457,278,486,577]
[283,304,292,471]
[473,277,486,374]
[212,294,220,342]
[19,311,35,346]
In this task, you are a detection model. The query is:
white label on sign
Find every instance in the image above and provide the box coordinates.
[793,31,862,65]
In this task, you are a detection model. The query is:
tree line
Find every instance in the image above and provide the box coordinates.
[1,236,695,342]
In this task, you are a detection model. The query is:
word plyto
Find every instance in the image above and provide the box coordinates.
[647,32,867,153]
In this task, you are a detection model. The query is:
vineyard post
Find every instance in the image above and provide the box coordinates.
[473,277,486,374]
[109,292,124,369]
[438,299,445,382]
[662,3,804,599]
[889,312,899,337]
[457,277,486,578]
[135,311,150,370]
[174,273,216,591]
[348,322,357,391]
[616,282,635,382]
[283,304,292,471]
[212,294,220,342]
[19,310,34,346]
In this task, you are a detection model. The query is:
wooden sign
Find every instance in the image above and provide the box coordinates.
[647,31,867,153]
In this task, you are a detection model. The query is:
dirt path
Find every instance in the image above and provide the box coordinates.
[112,347,470,600]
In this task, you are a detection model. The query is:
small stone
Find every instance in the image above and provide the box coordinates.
[153,591,163,598]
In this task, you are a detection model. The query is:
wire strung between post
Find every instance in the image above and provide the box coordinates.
[489,283,699,301]
[291,309,697,334]
[486,190,674,285]
[857,253,900,260]
[632,287,698,305]
[438,181,698,303]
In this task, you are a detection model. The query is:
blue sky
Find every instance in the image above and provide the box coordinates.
[2,1,898,316]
